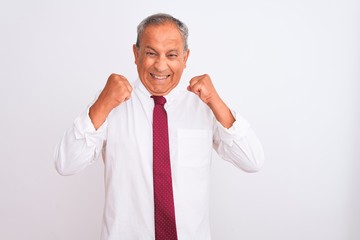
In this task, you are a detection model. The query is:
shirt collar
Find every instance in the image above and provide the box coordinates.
[134,78,184,105]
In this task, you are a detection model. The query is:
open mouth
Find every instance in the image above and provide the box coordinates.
[150,73,170,80]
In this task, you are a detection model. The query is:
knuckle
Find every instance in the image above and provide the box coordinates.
[109,73,118,79]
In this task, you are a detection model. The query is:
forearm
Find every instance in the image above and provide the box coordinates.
[89,100,111,130]
[208,96,235,129]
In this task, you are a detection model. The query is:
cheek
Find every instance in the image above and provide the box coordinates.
[172,62,185,74]
[141,59,154,70]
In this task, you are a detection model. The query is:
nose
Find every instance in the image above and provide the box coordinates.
[154,55,167,72]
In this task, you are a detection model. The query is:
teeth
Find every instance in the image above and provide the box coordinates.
[151,73,169,80]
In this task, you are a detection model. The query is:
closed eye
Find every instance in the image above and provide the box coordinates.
[168,53,178,59]
[146,52,156,56]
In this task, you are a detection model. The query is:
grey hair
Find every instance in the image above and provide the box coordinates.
[135,13,189,52]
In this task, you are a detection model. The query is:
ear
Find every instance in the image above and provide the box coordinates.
[183,49,190,68]
[133,44,139,64]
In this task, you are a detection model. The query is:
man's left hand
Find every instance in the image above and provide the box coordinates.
[187,74,220,106]
[187,74,235,128]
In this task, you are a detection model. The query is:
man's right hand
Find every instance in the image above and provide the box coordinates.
[89,74,133,129]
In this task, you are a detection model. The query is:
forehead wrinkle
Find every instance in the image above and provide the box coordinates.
[140,24,184,51]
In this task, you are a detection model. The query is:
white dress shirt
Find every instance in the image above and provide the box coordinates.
[54,79,264,240]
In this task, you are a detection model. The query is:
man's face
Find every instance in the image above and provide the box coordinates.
[133,22,190,96]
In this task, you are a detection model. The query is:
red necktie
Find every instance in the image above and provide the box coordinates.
[152,96,178,240]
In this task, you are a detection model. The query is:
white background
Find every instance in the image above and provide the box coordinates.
[0,0,359,239]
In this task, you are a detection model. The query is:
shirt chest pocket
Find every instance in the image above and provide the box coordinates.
[176,129,213,168]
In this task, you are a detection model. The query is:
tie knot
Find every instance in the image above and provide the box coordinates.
[152,96,166,106]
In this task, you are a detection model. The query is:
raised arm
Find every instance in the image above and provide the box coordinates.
[187,74,235,128]
[54,74,132,175]
[187,74,264,172]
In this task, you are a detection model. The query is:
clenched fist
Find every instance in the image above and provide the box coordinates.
[89,74,133,129]
[187,74,220,106]
[187,74,235,128]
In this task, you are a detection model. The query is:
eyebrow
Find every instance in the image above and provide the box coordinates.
[145,46,157,52]
[145,46,179,53]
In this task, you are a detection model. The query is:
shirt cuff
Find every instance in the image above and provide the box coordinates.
[73,107,108,146]
[215,110,250,146]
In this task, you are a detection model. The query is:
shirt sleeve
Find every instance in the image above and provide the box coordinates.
[212,111,264,172]
[54,107,108,176]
